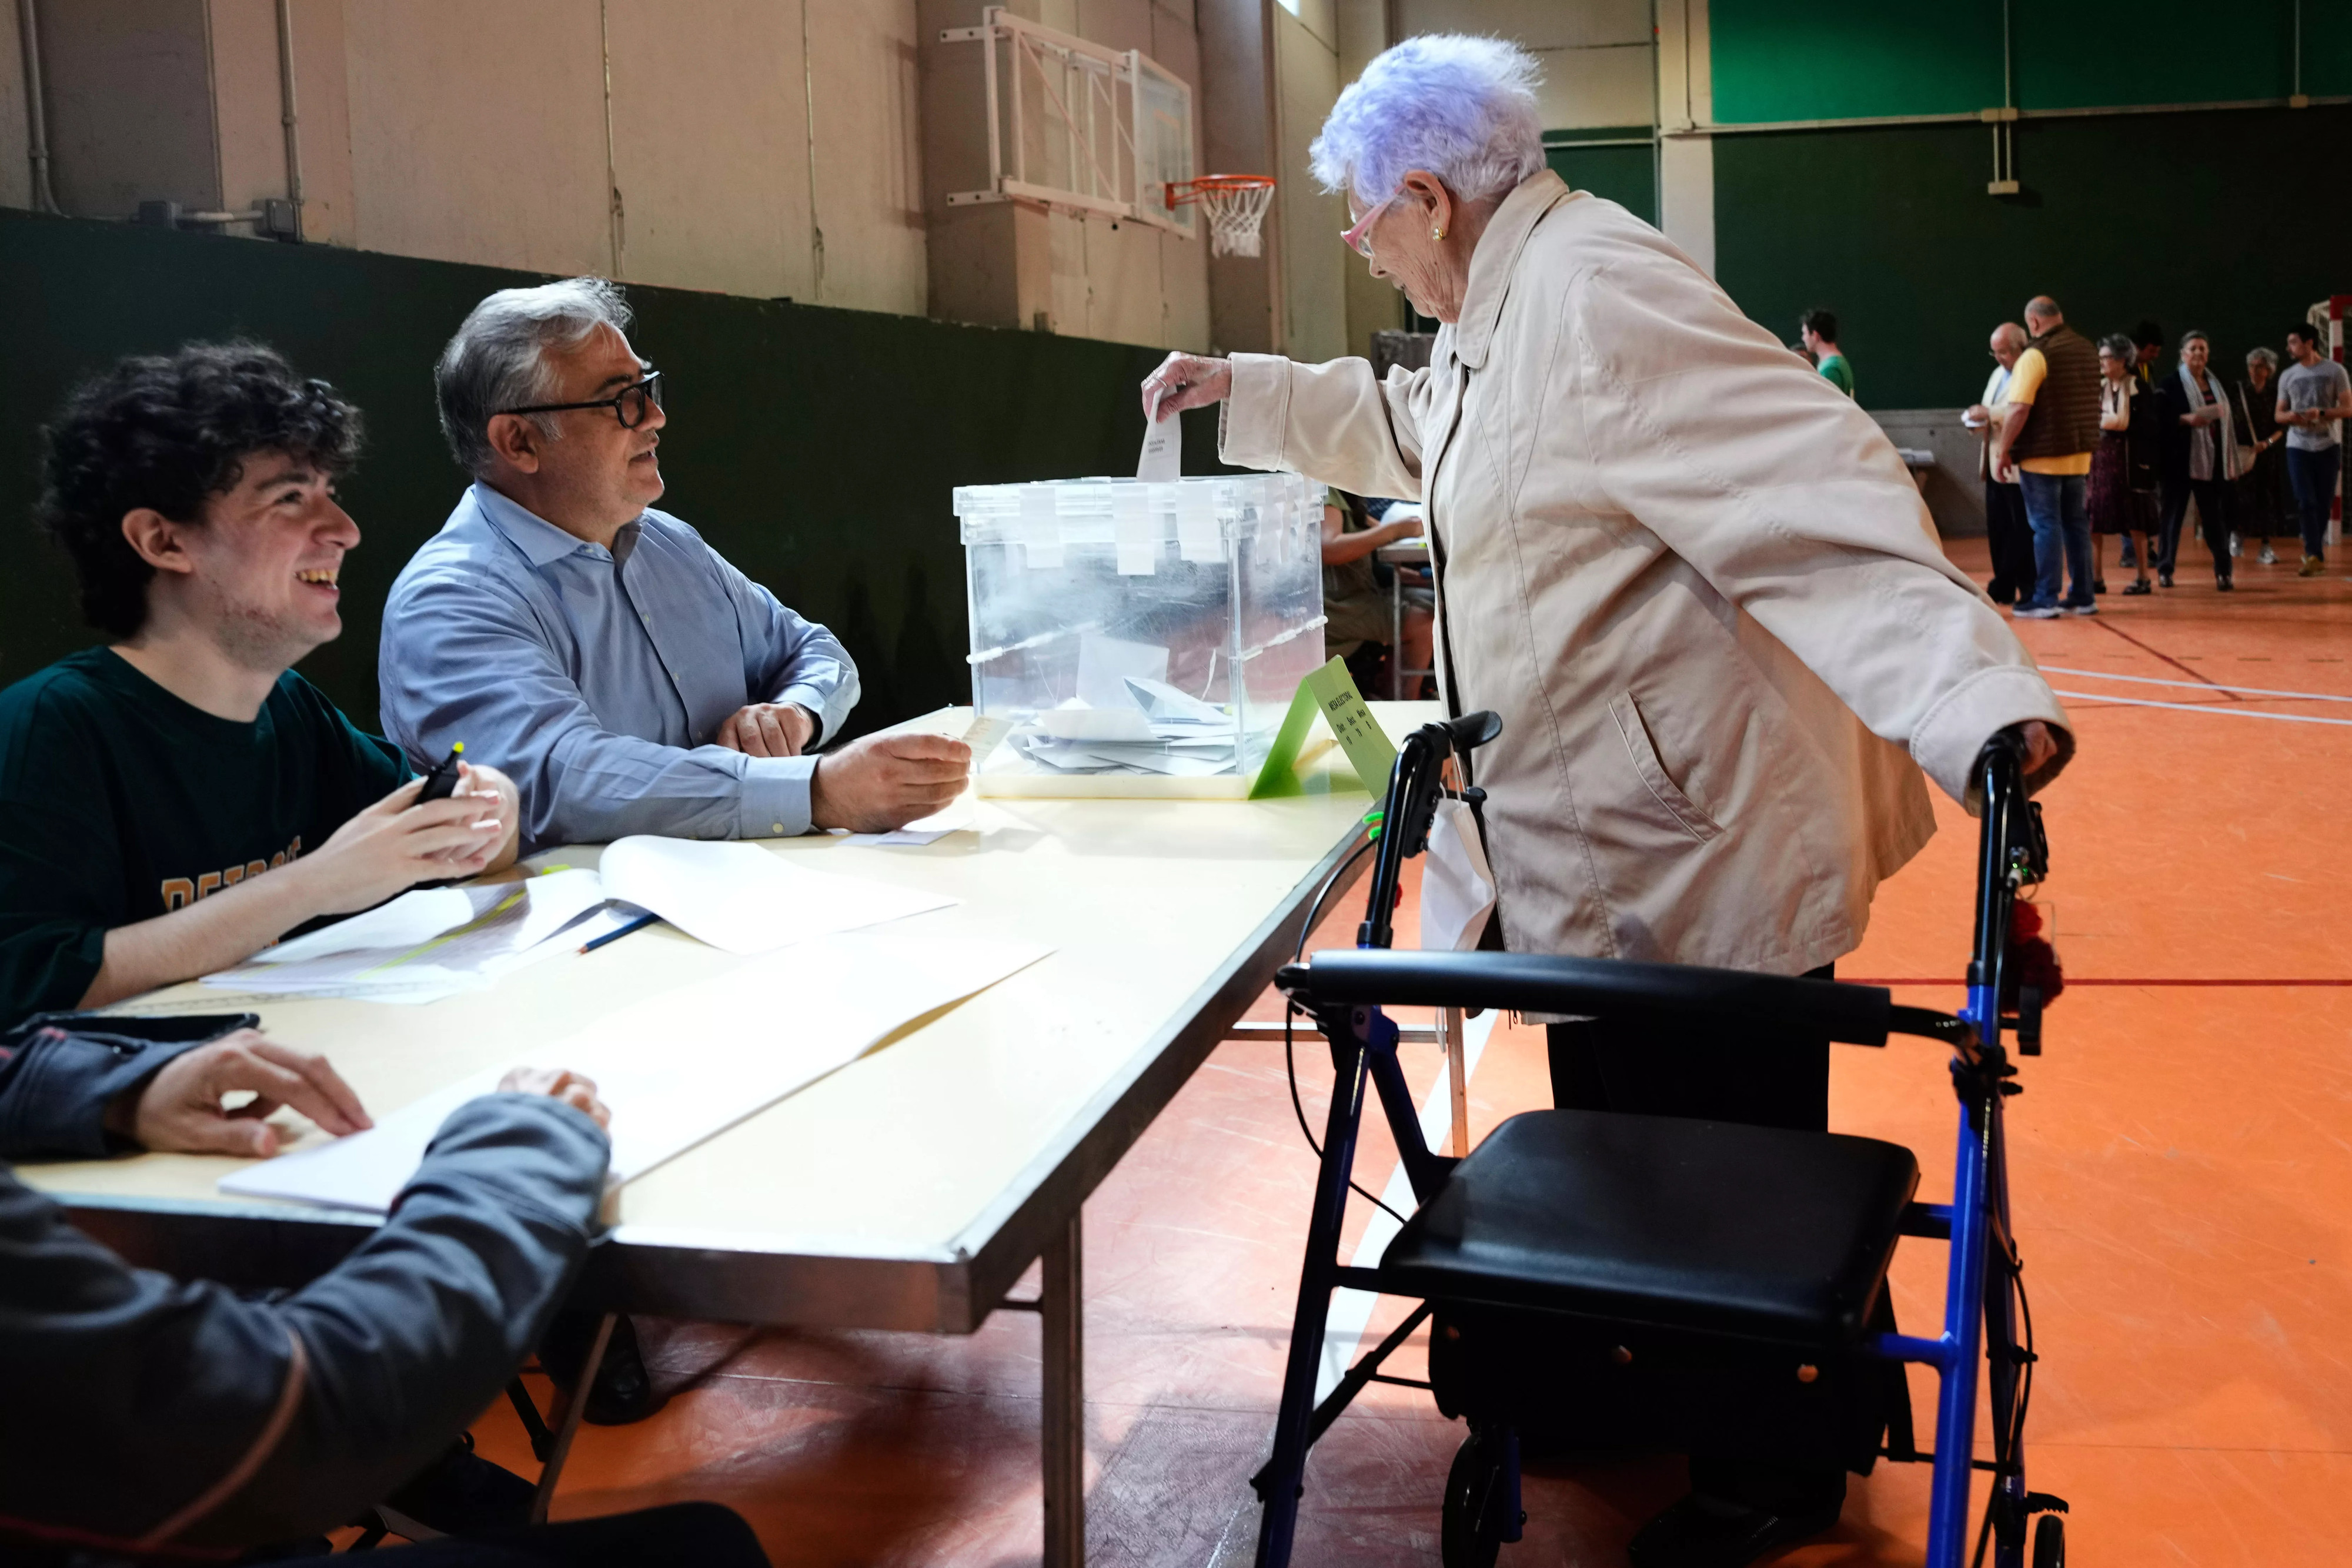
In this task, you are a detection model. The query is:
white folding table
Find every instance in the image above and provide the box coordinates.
[18,702,1444,1564]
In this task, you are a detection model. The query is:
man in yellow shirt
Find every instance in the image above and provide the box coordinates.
[1992,296,2102,618]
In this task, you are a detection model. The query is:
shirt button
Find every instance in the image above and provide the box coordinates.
[771,823,784,834]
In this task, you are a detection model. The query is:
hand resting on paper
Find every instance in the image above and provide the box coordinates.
[104,1028,372,1157]
[810,732,971,833]
[498,1066,612,1130]
[713,701,818,758]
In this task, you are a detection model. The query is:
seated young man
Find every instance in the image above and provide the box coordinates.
[379,278,969,851]
[0,1009,769,1565]
[0,343,521,1027]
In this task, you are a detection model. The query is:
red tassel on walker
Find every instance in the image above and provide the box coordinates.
[2002,898,2064,1008]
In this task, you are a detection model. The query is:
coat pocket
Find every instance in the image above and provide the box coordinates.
[1606,692,1724,844]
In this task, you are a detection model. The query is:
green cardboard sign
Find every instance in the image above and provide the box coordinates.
[1248,657,1398,799]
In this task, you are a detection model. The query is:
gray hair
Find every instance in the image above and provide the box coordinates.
[1308,35,1546,207]
[2247,345,2279,370]
[435,277,633,476]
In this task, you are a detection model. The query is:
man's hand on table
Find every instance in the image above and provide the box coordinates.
[714,702,818,758]
[107,1029,373,1157]
[810,732,972,833]
[499,1066,612,1131]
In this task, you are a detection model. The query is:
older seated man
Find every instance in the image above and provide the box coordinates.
[380,279,967,852]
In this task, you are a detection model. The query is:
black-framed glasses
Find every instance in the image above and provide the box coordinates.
[500,370,664,429]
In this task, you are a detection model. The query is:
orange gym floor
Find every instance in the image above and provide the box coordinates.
[472,533,2352,1567]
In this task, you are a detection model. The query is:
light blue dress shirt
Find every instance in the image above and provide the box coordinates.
[379,483,860,855]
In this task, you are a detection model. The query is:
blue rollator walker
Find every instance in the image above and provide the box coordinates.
[1251,711,2069,1568]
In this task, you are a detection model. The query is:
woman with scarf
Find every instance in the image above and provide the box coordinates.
[2157,330,2240,590]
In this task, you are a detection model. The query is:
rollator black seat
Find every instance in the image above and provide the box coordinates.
[1381,1109,1920,1347]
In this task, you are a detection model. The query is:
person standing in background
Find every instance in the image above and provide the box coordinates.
[2132,321,2165,388]
[2234,347,2289,566]
[2089,335,2158,596]
[1800,310,1853,397]
[1966,323,2034,603]
[2158,331,2239,591]
[2279,322,2352,576]
[1992,296,2102,617]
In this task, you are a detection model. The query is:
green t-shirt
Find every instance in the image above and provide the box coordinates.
[1818,353,1855,397]
[0,647,410,1024]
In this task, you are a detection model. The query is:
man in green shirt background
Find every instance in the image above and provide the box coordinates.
[1800,307,1855,398]
[0,343,522,1035]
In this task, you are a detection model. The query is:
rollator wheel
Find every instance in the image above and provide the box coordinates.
[2032,1514,2065,1568]
[1441,1431,1504,1568]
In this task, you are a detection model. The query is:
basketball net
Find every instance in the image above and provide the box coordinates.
[1168,175,1274,259]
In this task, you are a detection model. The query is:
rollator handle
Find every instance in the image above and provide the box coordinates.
[1279,948,1903,1047]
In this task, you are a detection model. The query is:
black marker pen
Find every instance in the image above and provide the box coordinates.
[417,742,466,802]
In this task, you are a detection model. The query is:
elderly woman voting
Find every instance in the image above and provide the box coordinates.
[1143,35,2072,1567]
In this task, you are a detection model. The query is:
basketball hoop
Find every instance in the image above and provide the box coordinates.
[1168,175,1275,258]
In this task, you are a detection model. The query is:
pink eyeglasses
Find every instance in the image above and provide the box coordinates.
[1339,189,1402,258]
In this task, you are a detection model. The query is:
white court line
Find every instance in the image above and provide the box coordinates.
[2040,666,2352,704]
[1315,1008,1497,1404]
[2050,690,2352,726]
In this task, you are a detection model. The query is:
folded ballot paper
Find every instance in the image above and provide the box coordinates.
[218,931,1050,1212]
[202,837,958,1004]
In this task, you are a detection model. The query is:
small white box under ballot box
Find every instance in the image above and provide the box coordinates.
[955,473,1327,797]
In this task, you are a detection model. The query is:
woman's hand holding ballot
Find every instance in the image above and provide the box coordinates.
[1141,353,1232,422]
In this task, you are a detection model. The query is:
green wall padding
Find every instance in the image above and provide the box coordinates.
[1711,105,2352,410]
[1546,132,1658,225]
[0,210,1220,737]
[1710,0,2004,123]
[1710,0,2351,123]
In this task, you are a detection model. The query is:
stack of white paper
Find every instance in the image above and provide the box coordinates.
[205,869,614,1004]
[218,930,1051,1212]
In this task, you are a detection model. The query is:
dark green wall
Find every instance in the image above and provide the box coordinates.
[1712,104,2352,409]
[1711,0,2352,123]
[0,210,1223,735]
[1546,129,1658,225]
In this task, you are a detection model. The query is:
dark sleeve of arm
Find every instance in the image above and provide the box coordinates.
[0,701,125,1027]
[0,1094,607,1552]
[296,675,413,825]
[186,1094,609,1547]
[0,1011,258,1159]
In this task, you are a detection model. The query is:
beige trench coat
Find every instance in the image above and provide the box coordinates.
[1221,170,2071,976]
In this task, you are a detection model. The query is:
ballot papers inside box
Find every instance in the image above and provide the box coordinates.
[956,473,1325,797]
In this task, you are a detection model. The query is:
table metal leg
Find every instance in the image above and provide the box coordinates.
[1043,1213,1086,1567]
[529,1310,614,1524]
[1389,573,1405,700]
[1442,1006,1469,1156]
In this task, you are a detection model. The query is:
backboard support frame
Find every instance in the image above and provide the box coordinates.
[939,7,1195,238]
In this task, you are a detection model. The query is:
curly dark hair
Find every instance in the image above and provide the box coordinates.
[34,342,364,637]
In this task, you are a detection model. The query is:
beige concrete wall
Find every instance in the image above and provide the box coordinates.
[0,0,31,210]
[1395,0,1654,130]
[1271,0,1344,362]
[343,1,612,277]
[920,0,1211,349]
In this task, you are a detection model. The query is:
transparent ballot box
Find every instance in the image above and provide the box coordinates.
[956,473,1325,797]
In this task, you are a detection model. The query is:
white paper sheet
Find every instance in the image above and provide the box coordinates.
[218,931,1053,1212]
[1137,413,1181,482]
[1075,634,1169,711]
[596,837,954,955]
[1031,703,1157,742]
[205,870,613,1002]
